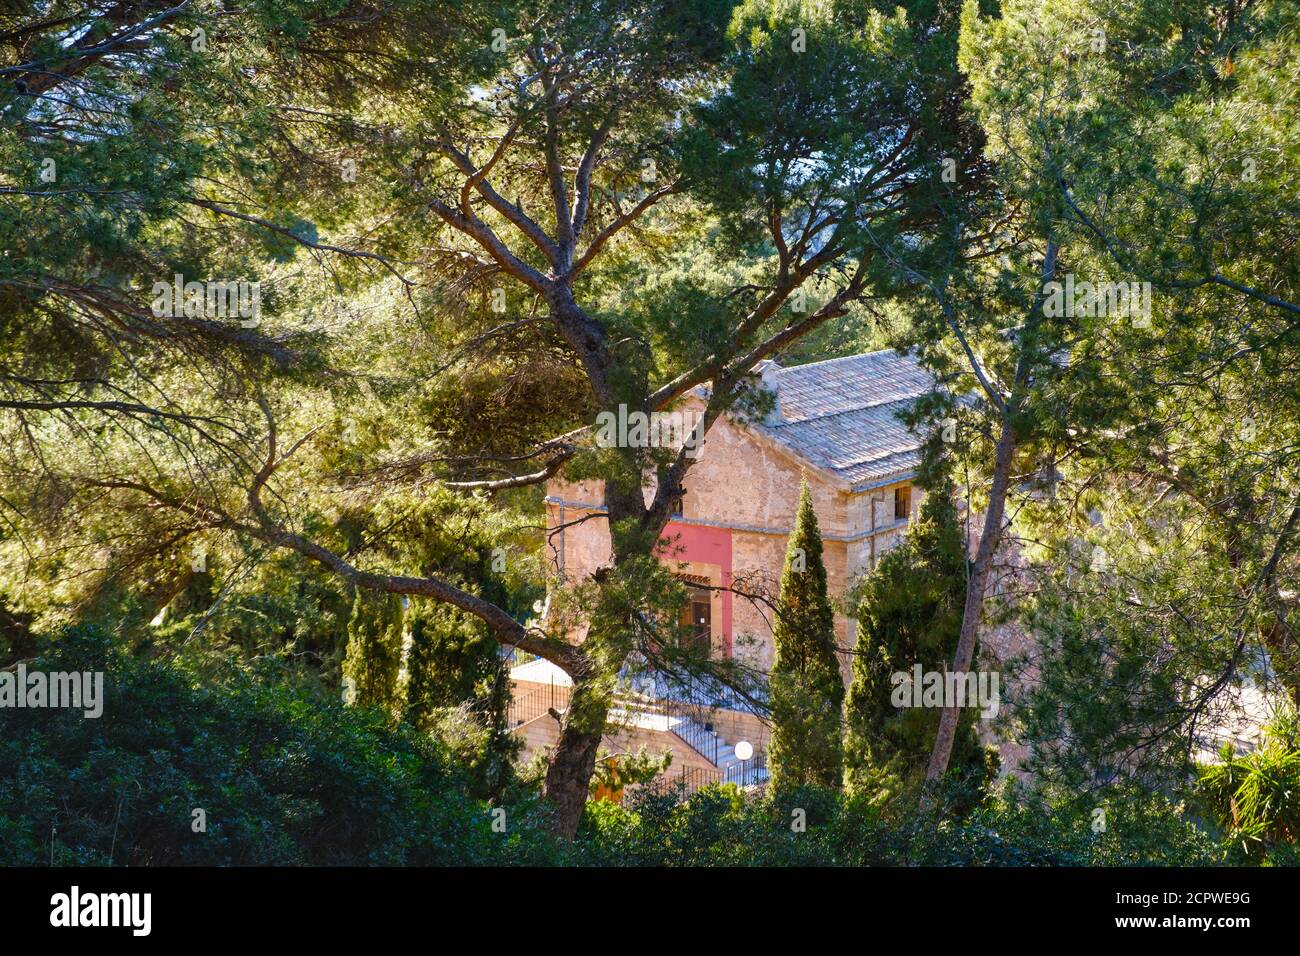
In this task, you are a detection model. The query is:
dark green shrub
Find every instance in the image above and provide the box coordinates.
[573,779,1236,867]
[0,628,559,865]
[1197,713,1300,859]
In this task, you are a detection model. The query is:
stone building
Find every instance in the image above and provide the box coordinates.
[514,347,1276,787]
[511,350,940,788]
[543,348,933,674]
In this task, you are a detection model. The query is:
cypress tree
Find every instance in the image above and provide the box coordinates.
[768,479,844,792]
[843,471,986,799]
[341,590,405,713]
[404,601,501,724]
[404,600,518,798]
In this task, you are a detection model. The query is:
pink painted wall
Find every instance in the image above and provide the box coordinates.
[658,520,733,657]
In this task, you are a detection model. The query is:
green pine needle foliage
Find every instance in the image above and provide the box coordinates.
[844,471,988,803]
[768,479,845,792]
[404,600,519,799]
[1197,712,1300,860]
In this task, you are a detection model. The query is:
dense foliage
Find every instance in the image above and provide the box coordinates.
[0,629,551,865]
[5,629,1283,867]
[767,481,844,792]
[576,782,1247,867]
[1,0,1297,852]
[1197,715,1300,861]
[342,590,405,711]
[844,470,990,801]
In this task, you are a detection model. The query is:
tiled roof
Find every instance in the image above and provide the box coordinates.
[747,349,933,490]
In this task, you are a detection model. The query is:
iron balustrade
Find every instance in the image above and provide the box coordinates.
[507,681,565,727]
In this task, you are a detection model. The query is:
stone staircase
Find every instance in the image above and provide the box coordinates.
[669,713,768,787]
[513,684,770,793]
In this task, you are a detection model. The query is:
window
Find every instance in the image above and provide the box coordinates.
[677,580,712,653]
[894,485,911,521]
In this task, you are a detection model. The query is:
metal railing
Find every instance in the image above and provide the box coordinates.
[651,672,768,715]
[508,669,768,796]
[612,688,722,765]
[501,647,541,669]
[721,754,767,787]
[670,714,720,766]
[670,753,768,797]
[676,764,722,793]
[507,681,565,727]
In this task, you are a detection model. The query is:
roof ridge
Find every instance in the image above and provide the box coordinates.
[773,347,912,375]
[757,428,917,468]
[827,447,918,469]
[764,394,923,428]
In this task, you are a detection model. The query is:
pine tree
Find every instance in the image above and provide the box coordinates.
[843,471,986,799]
[341,590,405,713]
[768,479,844,792]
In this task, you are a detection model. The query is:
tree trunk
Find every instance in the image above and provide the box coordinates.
[540,639,616,840]
[923,238,1056,788]
[542,711,605,840]
[537,422,702,838]
[924,411,1017,783]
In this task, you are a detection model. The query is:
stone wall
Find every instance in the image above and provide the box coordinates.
[544,398,918,681]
